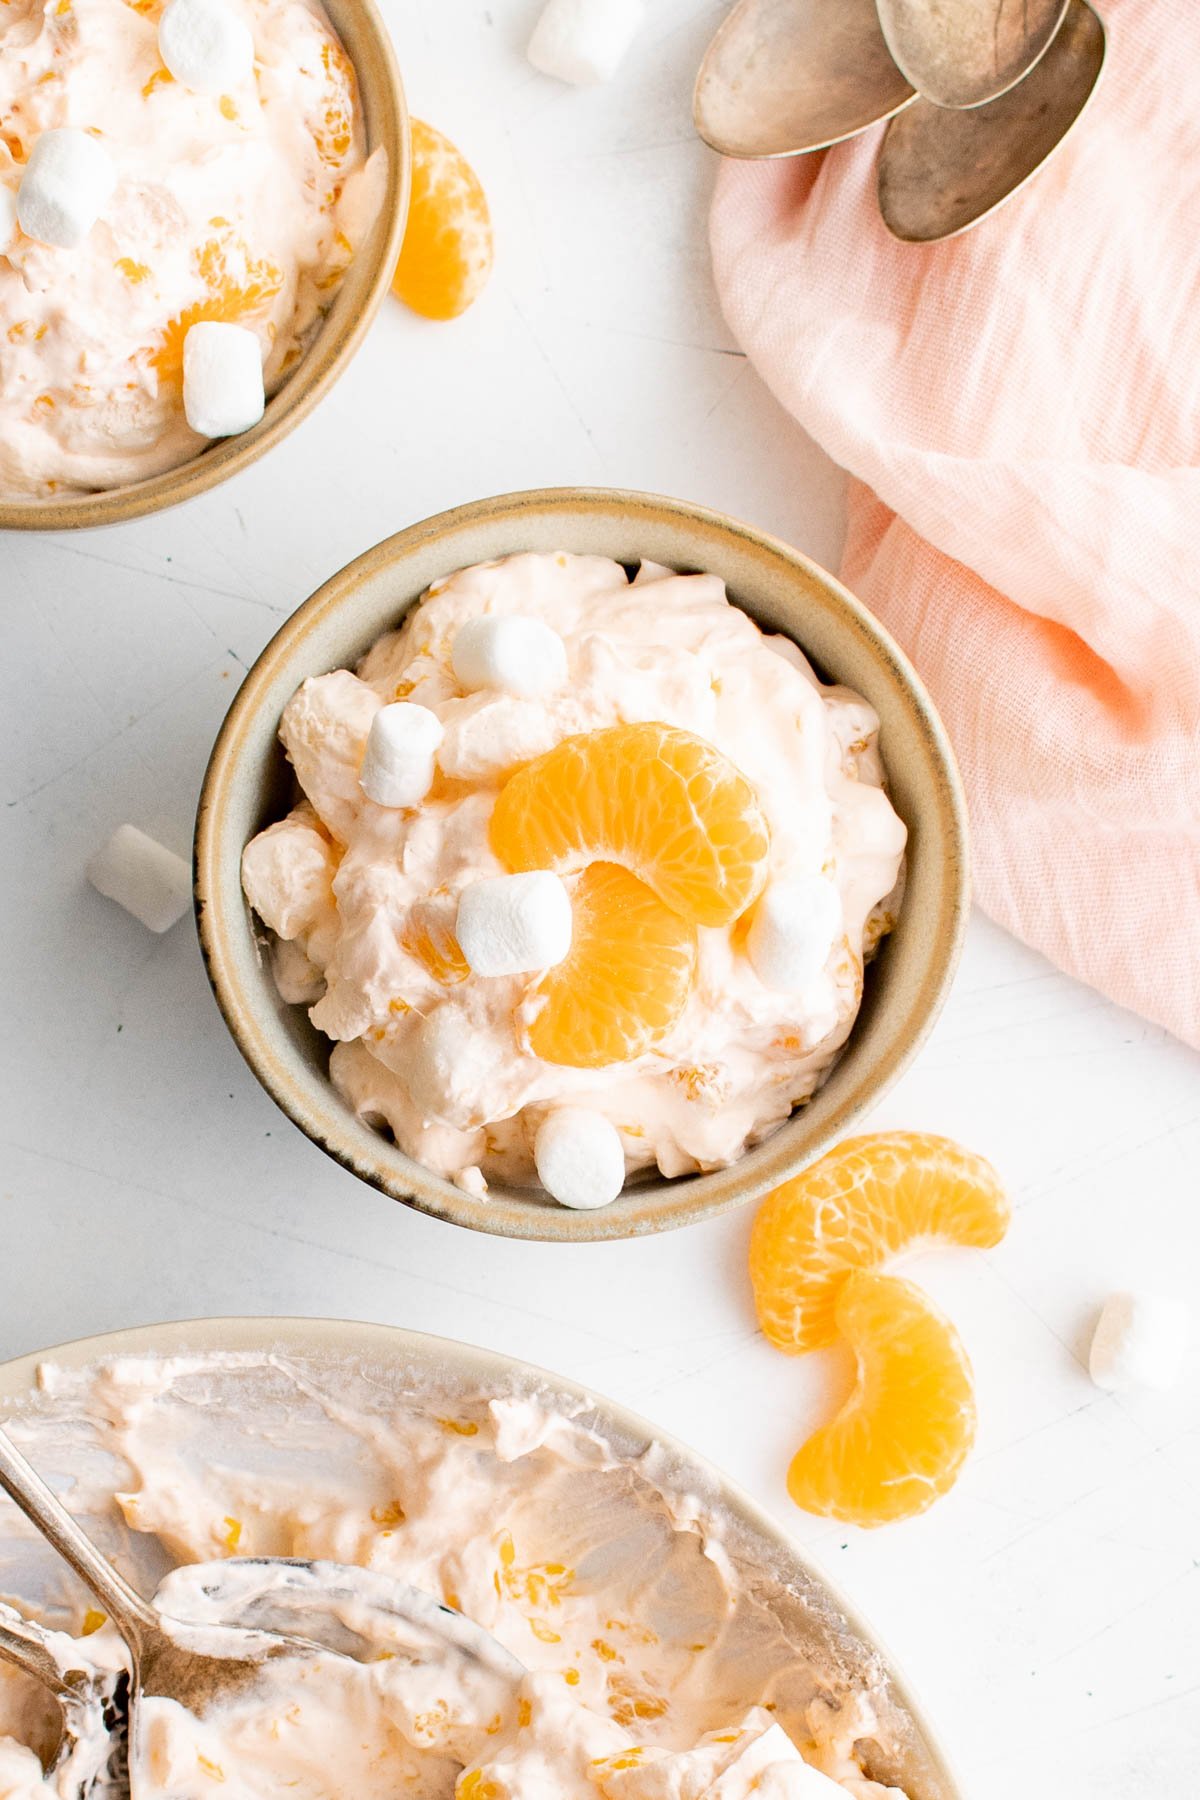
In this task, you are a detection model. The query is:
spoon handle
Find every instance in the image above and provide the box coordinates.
[0,1424,158,1649]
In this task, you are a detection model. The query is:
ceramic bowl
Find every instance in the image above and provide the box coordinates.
[0,1315,965,1799]
[0,0,408,532]
[195,487,970,1241]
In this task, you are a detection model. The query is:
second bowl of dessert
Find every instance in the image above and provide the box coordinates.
[0,0,408,529]
[195,487,969,1240]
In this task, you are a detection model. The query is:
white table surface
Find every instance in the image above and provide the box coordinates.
[2,3,1199,1795]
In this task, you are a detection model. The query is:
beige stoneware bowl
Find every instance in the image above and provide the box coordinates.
[0,0,408,532]
[195,488,970,1241]
[0,1315,965,1799]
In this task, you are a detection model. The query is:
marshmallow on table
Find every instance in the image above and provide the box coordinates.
[451,615,567,699]
[456,872,572,977]
[527,0,646,85]
[0,187,17,255]
[17,130,117,250]
[359,703,443,808]
[158,0,255,96]
[746,873,842,992]
[86,825,191,933]
[1089,1292,1190,1392]
[534,1108,625,1210]
[183,322,264,439]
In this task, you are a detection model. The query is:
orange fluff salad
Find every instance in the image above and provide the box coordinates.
[241,553,907,1205]
[0,0,374,496]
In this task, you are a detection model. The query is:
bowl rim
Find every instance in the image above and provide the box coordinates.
[0,1312,966,1800]
[0,0,410,533]
[194,485,971,1242]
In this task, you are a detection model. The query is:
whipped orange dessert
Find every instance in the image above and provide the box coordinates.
[241,554,907,1205]
[0,1351,926,1796]
[0,0,374,496]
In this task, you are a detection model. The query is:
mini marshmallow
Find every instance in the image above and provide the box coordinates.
[456,872,572,978]
[535,1108,625,1210]
[1089,1292,1190,1393]
[158,0,255,96]
[451,615,567,699]
[747,873,842,992]
[0,187,17,254]
[182,321,264,438]
[359,703,444,808]
[17,130,117,250]
[86,825,191,933]
[527,0,646,85]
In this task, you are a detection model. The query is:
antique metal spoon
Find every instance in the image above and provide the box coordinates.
[0,1603,123,1793]
[0,1426,524,1786]
[877,0,1105,241]
[876,0,1071,109]
[693,0,915,159]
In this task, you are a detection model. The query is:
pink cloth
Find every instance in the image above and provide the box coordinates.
[710,0,1200,1048]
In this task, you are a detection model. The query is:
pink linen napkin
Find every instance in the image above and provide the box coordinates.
[709,0,1200,1048]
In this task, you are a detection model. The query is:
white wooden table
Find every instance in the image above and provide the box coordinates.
[2,4,1198,1795]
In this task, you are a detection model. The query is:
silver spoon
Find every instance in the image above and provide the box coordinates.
[693,0,915,160]
[0,1427,524,1779]
[877,0,1105,241]
[0,1603,121,1793]
[875,0,1071,110]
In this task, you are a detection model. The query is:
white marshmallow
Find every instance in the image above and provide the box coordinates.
[527,0,646,85]
[182,321,264,438]
[86,825,191,933]
[456,872,572,978]
[359,703,443,808]
[534,1108,625,1210]
[1089,1292,1190,1393]
[451,615,567,699]
[158,0,255,96]
[0,187,17,254]
[17,130,117,250]
[746,874,842,992]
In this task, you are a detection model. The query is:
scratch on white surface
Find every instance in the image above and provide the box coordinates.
[4,651,235,808]
[39,538,267,607]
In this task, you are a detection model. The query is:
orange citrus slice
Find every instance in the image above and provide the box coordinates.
[153,233,282,384]
[524,862,696,1068]
[750,1132,1008,1354]
[490,722,770,930]
[787,1271,976,1526]
[392,119,493,321]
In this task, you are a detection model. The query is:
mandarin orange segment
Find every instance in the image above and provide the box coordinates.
[490,723,770,930]
[524,862,696,1068]
[786,1271,976,1526]
[402,905,470,986]
[314,37,357,167]
[392,119,493,321]
[750,1132,1008,1355]
[152,233,281,383]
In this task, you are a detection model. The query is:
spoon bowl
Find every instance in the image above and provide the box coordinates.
[876,0,1070,109]
[877,0,1105,241]
[0,1427,524,1791]
[694,0,915,159]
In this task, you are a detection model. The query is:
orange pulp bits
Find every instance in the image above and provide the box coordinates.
[392,120,493,321]
[524,863,697,1069]
[786,1272,976,1526]
[490,723,770,929]
[749,1131,1009,1354]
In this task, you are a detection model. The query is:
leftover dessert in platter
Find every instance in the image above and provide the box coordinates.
[0,1352,924,1797]
[0,0,374,497]
[241,552,907,1208]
